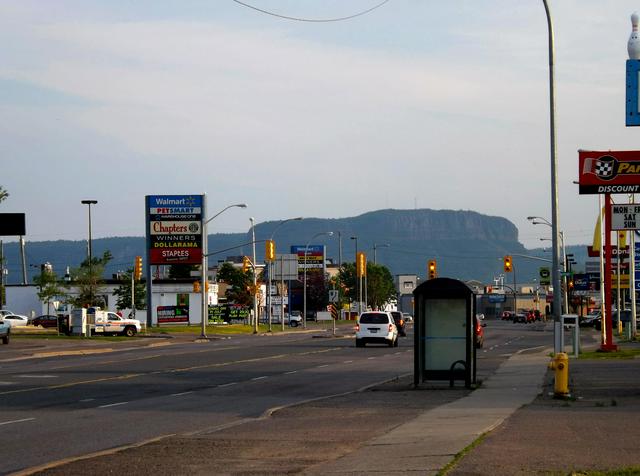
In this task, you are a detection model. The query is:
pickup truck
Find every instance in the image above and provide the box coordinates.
[0,319,10,344]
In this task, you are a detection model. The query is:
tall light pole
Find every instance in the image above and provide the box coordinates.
[350,236,358,315]
[201,202,247,339]
[531,216,568,314]
[81,200,98,306]
[303,231,333,328]
[267,217,303,332]
[373,243,390,265]
[250,217,259,334]
[542,0,562,354]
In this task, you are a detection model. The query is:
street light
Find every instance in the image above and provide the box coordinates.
[532,216,568,314]
[266,217,303,332]
[350,236,358,314]
[303,231,333,328]
[81,199,98,306]
[541,0,563,354]
[250,217,258,334]
[373,243,390,265]
[201,202,247,339]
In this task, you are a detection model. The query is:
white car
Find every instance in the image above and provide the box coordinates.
[403,313,414,323]
[355,311,398,348]
[1,314,30,327]
[0,309,15,318]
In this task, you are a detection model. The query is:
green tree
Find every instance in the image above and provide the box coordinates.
[217,262,253,306]
[365,263,396,310]
[0,186,8,203]
[67,251,113,308]
[338,262,396,310]
[33,267,67,315]
[112,268,146,313]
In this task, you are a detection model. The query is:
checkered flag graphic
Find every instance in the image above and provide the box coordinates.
[583,156,615,179]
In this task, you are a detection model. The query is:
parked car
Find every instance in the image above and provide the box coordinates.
[402,313,413,323]
[31,314,59,329]
[390,311,407,336]
[512,312,527,323]
[501,311,513,321]
[0,320,10,344]
[0,309,15,318]
[474,315,484,348]
[355,311,398,348]
[1,314,29,327]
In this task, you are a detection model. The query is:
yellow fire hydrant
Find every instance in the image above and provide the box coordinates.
[548,352,569,397]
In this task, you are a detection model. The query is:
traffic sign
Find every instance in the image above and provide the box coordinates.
[328,290,339,303]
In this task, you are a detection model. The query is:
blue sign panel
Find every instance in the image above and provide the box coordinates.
[488,294,506,303]
[627,60,640,126]
[147,195,203,208]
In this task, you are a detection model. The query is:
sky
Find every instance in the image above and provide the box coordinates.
[1,0,638,249]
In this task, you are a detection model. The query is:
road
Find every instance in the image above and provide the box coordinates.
[0,319,550,475]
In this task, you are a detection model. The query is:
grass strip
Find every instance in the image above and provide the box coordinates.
[436,431,489,476]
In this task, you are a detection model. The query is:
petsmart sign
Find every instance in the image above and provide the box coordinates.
[146,195,204,265]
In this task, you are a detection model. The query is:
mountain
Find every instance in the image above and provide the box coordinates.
[0,209,585,285]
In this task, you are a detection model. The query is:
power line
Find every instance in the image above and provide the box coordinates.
[231,0,390,23]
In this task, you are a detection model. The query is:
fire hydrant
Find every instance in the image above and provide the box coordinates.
[548,352,569,397]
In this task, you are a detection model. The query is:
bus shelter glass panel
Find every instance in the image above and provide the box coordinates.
[424,298,467,370]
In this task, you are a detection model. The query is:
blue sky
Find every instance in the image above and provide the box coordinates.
[1,0,638,248]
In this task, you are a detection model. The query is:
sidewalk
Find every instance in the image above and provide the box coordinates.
[306,335,640,476]
[305,349,550,476]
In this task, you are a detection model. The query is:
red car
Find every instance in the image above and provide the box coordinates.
[31,315,59,328]
[474,315,485,348]
[501,311,513,321]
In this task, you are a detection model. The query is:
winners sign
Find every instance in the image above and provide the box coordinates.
[146,195,204,265]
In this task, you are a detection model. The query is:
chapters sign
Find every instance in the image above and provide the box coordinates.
[146,195,204,265]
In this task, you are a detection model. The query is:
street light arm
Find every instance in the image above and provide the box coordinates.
[269,216,303,240]
[205,203,247,225]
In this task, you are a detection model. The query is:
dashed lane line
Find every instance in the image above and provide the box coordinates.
[0,417,35,426]
[98,401,128,409]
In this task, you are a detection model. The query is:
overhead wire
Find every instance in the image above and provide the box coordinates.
[231,0,390,23]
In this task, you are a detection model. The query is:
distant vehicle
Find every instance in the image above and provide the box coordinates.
[402,313,413,323]
[0,320,10,344]
[580,312,601,328]
[513,312,528,324]
[1,314,29,327]
[476,313,485,321]
[67,309,141,337]
[501,311,513,321]
[389,311,406,337]
[31,314,59,329]
[474,314,484,348]
[355,311,398,348]
[0,309,15,318]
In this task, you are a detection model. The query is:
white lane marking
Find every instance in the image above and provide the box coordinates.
[98,401,128,409]
[79,398,95,402]
[284,370,298,375]
[0,382,14,386]
[394,352,402,355]
[0,417,35,426]
[317,364,329,368]
[170,391,193,397]
[218,382,237,388]
[343,360,353,364]
[251,376,267,381]
[367,357,376,360]
[17,375,58,378]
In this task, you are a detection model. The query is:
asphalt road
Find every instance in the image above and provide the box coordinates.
[0,319,550,475]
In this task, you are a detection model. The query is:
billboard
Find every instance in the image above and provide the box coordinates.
[578,150,640,194]
[0,213,25,236]
[146,195,204,265]
[291,245,325,270]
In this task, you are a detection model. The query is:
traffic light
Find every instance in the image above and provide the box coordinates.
[568,280,574,289]
[134,256,143,281]
[265,240,276,262]
[193,281,201,293]
[428,260,437,279]
[242,256,251,273]
[503,255,513,273]
[356,252,367,278]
